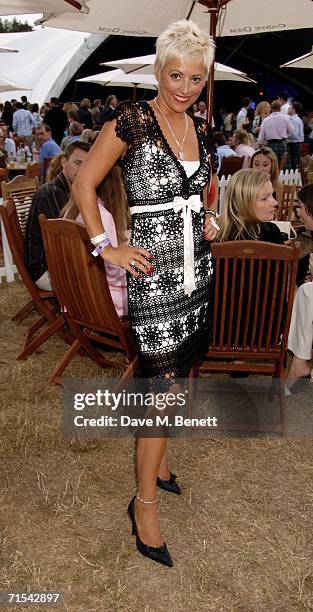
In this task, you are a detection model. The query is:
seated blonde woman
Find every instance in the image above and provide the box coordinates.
[232,129,255,168]
[60,166,130,317]
[215,169,286,356]
[216,168,284,244]
[249,147,283,205]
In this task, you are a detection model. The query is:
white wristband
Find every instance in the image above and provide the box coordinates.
[90,232,108,246]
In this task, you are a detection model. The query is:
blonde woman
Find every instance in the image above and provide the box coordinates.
[249,146,283,204]
[252,101,270,136]
[232,129,255,167]
[217,168,284,243]
[72,19,218,567]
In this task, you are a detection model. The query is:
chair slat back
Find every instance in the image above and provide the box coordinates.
[1,175,38,235]
[299,155,313,185]
[210,241,299,358]
[39,217,133,357]
[218,156,244,178]
[0,199,42,300]
[277,183,297,221]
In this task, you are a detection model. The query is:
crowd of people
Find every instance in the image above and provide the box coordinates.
[0,19,312,570]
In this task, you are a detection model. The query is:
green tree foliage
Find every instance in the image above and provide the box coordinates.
[0,17,33,32]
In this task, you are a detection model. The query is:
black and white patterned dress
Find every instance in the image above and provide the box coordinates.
[112,101,218,382]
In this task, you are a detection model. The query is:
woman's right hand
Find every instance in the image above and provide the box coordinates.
[100,242,154,278]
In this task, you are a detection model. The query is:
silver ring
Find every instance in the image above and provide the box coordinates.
[130,259,136,267]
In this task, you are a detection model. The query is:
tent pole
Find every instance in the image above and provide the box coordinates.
[197,1,232,122]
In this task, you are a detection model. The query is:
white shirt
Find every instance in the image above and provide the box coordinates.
[257,112,294,144]
[236,108,247,129]
[4,138,16,157]
[280,102,291,115]
[287,114,304,143]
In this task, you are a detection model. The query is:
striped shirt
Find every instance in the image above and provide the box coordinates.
[24,173,70,282]
[12,109,36,136]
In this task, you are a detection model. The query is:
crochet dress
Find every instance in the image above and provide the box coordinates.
[112,101,218,382]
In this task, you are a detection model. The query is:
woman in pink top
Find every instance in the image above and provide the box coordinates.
[60,167,129,317]
[233,129,255,168]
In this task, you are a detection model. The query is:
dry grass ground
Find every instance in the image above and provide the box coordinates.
[1,280,313,611]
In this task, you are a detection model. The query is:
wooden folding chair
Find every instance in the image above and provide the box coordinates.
[1,175,40,323]
[299,156,313,185]
[0,168,9,196]
[39,216,138,384]
[25,162,40,179]
[0,200,73,359]
[277,183,297,221]
[190,241,299,436]
[218,156,244,177]
[1,175,38,236]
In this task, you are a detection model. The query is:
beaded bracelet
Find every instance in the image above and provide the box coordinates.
[90,232,109,246]
[91,238,111,257]
[204,209,217,217]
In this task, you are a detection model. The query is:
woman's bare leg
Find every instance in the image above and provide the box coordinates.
[135,437,167,547]
[157,450,171,480]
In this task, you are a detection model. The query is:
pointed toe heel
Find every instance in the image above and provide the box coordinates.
[127,496,173,568]
[157,472,181,495]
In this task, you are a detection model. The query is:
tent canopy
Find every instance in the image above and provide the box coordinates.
[102,53,256,82]
[281,47,313,70]
[40,0,313,37]
[0,28,106,105]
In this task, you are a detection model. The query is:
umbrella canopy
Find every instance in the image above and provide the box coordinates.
[0,74,30,93]
[0,0,85,16]
[0,47,18,53]
[39,0,313,37]
[281,47,313,70]
[102,53,256,83]
[77,68,157,89]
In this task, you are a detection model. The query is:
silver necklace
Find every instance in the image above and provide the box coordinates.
[154,98,188,160]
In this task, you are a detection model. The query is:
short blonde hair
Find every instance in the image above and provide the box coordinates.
[217,169,273,241]
[154,19,215,76]
[255,101,270,117]
[233,129,250,146]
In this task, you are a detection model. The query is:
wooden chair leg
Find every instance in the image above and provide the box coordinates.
[120,355,139,380]
[17,316,65,360]
[68,323,118,368]
[49,339,81,385]
[12,299,36,323]
[279,379,288,437]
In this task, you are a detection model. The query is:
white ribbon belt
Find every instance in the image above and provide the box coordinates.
[130,195,202,296]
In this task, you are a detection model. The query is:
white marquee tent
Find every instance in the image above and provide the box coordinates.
[0,28,106,105]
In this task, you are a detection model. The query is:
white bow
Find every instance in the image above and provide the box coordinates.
[173,195,202,296]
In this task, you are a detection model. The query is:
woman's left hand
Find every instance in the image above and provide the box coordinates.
[204,215,219,241]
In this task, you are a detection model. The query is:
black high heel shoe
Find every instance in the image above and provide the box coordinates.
[127,495,173,568]
[157,472,181,495]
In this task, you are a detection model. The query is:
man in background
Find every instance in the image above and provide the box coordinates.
[287,102,304,170]
[257,100,294,165]
[236,97,252,130]
[12,102,35,147]
[278,91,291,115]
[35,123,61,179]
[100,95,118,124]
[44,97,68,145]
[24,141,90,290]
